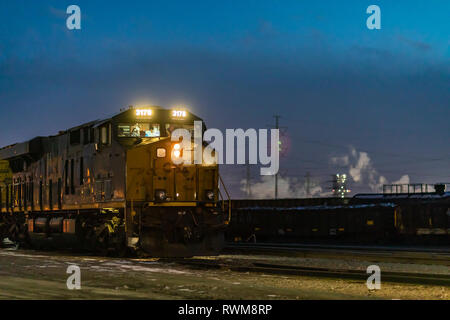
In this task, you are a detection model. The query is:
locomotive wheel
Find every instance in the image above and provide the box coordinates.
[18,233,32,249]
[113,234,128,257]
[95,229,110,256]
[0,225,5,248]
[115,243,128,257]
[8,223,20,244]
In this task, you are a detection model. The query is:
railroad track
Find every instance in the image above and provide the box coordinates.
[224,243,450,266]
[175,258,450,287]
[2,244,448,287]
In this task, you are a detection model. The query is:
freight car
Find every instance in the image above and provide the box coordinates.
[227,188,450,244]
[0,106,229,257]
[352,187,450,241]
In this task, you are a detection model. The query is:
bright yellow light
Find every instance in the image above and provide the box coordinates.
[174,144,181,150]
[136,109,153,116]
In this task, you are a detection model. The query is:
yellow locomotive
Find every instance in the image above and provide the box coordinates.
[0,106,230,257]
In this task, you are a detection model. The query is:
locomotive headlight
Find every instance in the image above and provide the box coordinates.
[205,190,214,201]
[155,189,167,201]
[173,144,182,158]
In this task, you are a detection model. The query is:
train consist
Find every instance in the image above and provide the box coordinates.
[227,186,450,244]
[0,105,448,255]
[0,107,229,257]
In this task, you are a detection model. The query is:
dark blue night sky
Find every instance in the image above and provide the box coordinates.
[0,1,449,197]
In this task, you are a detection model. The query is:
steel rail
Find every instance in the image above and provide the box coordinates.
[174,258,450,287]
[224,243,450,266]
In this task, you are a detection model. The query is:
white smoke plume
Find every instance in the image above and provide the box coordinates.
[330,155,349,166]
[239,146,411,198]
[240,175,331,199]
[331,147,410,192]
[393,175,410,184]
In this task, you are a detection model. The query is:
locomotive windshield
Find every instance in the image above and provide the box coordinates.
[165,123,195,137]
[118,123,160,138]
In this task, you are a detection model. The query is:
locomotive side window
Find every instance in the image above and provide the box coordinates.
[117,123,160,138]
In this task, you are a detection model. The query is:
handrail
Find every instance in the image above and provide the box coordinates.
[218,189,225,211]
[218,173,232,224]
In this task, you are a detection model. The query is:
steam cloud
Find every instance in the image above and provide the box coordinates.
[332,147,410,192]
[239,146,411,199]
[240,175,330,199]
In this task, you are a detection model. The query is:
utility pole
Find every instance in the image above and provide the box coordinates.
[305,172,311,197]
[267,114,286,200]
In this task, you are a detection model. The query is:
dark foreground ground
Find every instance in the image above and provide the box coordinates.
[0,248,448,300]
